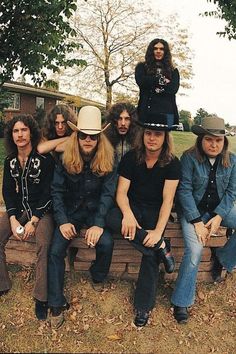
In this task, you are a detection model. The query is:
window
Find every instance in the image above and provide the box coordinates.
[7,93,21,110]
[36,97,45,109]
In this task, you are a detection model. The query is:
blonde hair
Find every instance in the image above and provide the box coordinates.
[62,132,114,175]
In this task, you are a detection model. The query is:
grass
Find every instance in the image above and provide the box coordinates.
[0,267,235,353]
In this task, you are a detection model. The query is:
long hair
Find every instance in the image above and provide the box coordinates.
[143,38,174,78]
[62,132,114,175]
[42,104,77,140]
[186,135,231,167]
[105,101,140,147]
[133,129,175,167]
[4,115,41,155]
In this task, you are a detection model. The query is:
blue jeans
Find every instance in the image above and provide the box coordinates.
[48,218,114,307]
[166,113,174,129]
[171,206,236,307]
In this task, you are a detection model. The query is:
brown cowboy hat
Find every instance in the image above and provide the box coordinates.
[67,106,110,135]
[192,115,226,137]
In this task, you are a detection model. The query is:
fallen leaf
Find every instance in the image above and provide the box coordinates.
[107,334,122,341]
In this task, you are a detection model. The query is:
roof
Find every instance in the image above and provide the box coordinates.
[3,81,105,109]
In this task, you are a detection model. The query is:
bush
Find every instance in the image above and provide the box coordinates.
[0,115,5,138]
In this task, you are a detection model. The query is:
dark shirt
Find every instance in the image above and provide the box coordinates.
[51,161,118,228]
[3,150,55,220]
[118,150,181,209]
[198,158,220,212]
[135,62,180,124]
[191,157,220,223]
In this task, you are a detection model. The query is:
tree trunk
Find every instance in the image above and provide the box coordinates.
[106,85,112,110]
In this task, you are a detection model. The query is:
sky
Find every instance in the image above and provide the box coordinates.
[150,0,236,125]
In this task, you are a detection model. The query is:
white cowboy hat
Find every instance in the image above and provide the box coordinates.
[67,106,110,135]
[192,116,226,137]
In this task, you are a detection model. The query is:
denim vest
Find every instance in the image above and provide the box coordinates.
[177,151,236,222]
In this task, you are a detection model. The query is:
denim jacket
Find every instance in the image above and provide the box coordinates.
[51,161,118,228]
[177,151,236,222]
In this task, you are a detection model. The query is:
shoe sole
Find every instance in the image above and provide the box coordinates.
[177,318,188,324]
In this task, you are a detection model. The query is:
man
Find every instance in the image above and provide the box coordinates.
[171,116,236,324]
[107,113,180,327]
[0,115,55,320]
[105,102,140,161]
[37,104,77,155]
[48,106,117,329]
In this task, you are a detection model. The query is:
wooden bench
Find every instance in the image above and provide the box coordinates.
[3,209,228,282]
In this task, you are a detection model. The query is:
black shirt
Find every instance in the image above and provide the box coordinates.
[118,150,181,209]
[3,150,55,220]
[198,157,220,214]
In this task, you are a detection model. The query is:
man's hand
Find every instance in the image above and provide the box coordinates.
[85,226,103,247]
[194,221,209,246]
[205,215,222,239]
[22,221,36,241]
[121,212,141,240]
[59,223,77,240]
[10,217,23,241]
[143,229,162,248]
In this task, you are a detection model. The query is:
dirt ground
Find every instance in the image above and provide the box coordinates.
[0,265,235,354]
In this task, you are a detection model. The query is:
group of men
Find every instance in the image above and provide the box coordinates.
[0,103,236,329]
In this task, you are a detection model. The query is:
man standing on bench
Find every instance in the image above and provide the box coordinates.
[0,115,55,320]
[171,116,236,324]
[107,113,180,327]
[48,106,117,329]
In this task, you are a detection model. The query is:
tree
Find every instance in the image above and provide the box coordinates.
[204,0,236,40]
[0,0,85,86]
[194,108,210,125]
[179,110,192,131]
[59,0,193,109]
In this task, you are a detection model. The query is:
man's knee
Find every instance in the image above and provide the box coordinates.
[97,230,114,252]
[184,243,203,267]
[49,233,69,259]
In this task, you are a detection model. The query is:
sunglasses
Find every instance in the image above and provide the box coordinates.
[77,132,99,141]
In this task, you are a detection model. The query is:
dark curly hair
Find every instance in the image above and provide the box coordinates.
[42,104,77,140]
[144,38,174,78]
[4,115,41,155]
[105,102,140,147]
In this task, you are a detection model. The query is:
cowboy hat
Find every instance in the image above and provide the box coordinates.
[67,106,110,135]
[137,113,171,131]
[192,116,226,137]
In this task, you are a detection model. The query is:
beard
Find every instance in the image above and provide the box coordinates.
[79,145,97,161]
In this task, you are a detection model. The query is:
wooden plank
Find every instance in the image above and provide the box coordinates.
[5,249,36,265]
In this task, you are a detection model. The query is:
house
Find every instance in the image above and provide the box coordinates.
[2,81,104,121]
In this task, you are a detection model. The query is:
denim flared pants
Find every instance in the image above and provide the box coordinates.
[48,210,114,308]
[171,206,236,307]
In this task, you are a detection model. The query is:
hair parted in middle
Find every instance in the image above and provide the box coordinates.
[144,38,174,78]
[105,101,140,147]
[133,128,175,167]
[62,131,114,175]
[186,135,231,168]
[4,114,41,155]
[42,104,77,140]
